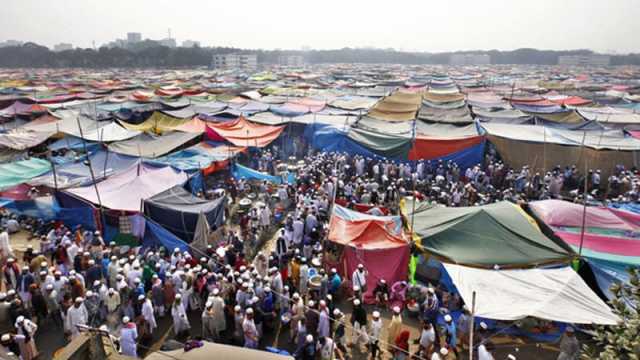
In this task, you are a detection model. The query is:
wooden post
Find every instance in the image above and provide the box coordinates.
[469,291,477,360]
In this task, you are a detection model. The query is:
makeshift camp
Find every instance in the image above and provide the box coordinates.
[65,163,188,211]
[367,90,421,121]
[444,263,619,325]
[327,205,410,303]
[108,131,201,158]
[143,185,225,241]
[404,200,573,267]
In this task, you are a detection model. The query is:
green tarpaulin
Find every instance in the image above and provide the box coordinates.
[404,200,573,267]
[0,158,52,191]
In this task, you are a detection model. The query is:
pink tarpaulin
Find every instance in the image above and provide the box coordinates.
[554,231,640,257]
[205,117,284,147]
[529,199,640,231]
[66,163,188,211]
[342,246,410,304]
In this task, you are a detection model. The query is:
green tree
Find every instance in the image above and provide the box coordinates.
[583,267,640,359]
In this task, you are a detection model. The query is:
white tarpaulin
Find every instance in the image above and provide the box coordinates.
[443,264,619,325]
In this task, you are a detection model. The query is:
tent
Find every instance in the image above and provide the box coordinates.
[108,131,201,158]
[206,117,284,148]
[528,199,640,266]
[232,163,294,184]
[0,158,52,191]
[367,90,422,121]
[482,123,640,180]
[28,150,138,189]
[119,112,195,134]
[143,186,225,241]
[327,205,410,303]
[404,200,573,267]
[444,263,618,325]
[65,163,188,212]
[0,130,54,150]
[148,143,244,172]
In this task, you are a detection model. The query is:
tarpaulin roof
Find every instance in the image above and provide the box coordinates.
[148,143,244,172]
[0,157,52,191]
[108,131,200,158]
[367,90,421,121]
[405,200,573,267]
[0,101,48,117]
[473,108,531,121]
[417,106,473,124]
[206,117,284,148]
[146,341,293,360]
[144,186,225,241]
[29,150,138,189]
[23,111,140,142]
[444,264,618,325]
[66,163,188,211]
[329,96,378,111]
[529,200,640,266]
[481,123,640,151]
[232,163,294,184]
[577,107,640,124]
[0,130,54,150]
[328,205,408,250]
[119,112,192,134]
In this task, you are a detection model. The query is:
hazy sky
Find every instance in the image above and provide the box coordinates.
[1,0,639,53]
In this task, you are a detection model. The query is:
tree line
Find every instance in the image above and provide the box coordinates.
[0,42,639,68]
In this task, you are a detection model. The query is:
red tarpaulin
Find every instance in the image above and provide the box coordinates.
[328,205,409,303]
[530,199,640,231]
[205,117,284,147]
[408,135,484,161]
[550,96,592,106]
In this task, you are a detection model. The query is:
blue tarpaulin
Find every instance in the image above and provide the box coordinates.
[0,196,96,230]
[232,163,294,184]
[588,259,633,302]
[142,218,189,253]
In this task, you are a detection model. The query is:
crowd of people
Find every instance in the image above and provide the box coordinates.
[0,145,605,360]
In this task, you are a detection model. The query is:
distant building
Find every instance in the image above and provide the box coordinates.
[127,32,142,44]
[278,55,305,67]
[157,38,177,48]
[182,40,201,48]
[212,53,258,69]
[0,40,23,48]
[558,55,610,66]
[449,54,491,65]
[53,43,73,52]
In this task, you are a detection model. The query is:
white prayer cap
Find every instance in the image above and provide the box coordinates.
[134,278,141,284]
[138,294,145,301]
[507,355,517,360]
[234,305,241,312]
[46,284,53,290]
[108,288,115,294]
[264,287,271,292]
[246,308,254,315]
[86,291,94,297]
[41,261,48,268]
[212,288,220,296]
[393,306,401,313]
[206,301,213,308]
[357,263,364,269]
[1,334,10,342]
[123,316,130,323]
[480,321,488,330]
[75,297,83,303]
[372,311,380,318]
[175,294,182,300]
[174,247,180,253]
[440,348,449,356]
[93,280,101,287]
[292,292,300,299]
[21,266,29,271]
[333,309,342,317]
[88,259,95,265]
[306,334,314,343]
[39,270,47,276]
[16,316,24,324]
[353,299,360,306]
[444,314,452,322]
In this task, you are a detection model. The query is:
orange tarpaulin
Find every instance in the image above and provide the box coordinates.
[408,135,484,161]
[205,117,284,147]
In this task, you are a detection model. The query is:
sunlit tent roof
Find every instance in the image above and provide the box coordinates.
[22,111,140,142]
[0,130,54,150]
[206,116,284,147]
[367,90,422,121]
[0,157,52,191]
[65,163,188,212]
[108,131,200,158]
[404,200,573,267]
[577,107,640,124]
[119,112,194,134]
[444,264,618,325]
[249,112,355,127]
[148,143,244,172]
[28,150,138,189]
[329,96,378,111]
[417,106,473,124]
[144,186,225,241]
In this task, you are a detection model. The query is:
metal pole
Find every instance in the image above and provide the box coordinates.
[578,130,588,257]
[469,291,476,360]
[76,116,105,212]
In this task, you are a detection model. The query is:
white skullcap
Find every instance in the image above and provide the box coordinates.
[353,299,360,306]
[123,316,130,323]
[393,306,401,313]
[372,311,380,318]
[440,348,449,356]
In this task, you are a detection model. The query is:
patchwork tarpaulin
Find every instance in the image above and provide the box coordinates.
[119,112,192,134]
[232,163,294,184]
[405,200,573,267]
[529,200,640,266]
[65,163,188,211]
[144,186,225,241]
[205,117,284,147]
[328,205,410,303]
[22,112,140,142]
[444,264,618,325]
[149,143,244,172]
[0,158,52,191]
[108,131,201,158]
[367,91,421,121]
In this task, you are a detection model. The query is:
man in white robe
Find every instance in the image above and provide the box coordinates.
[66,297,88,339]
